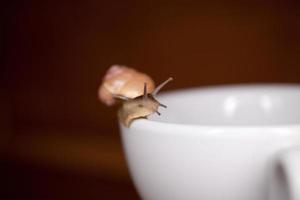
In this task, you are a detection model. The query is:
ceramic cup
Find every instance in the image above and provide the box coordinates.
[119,84,300,200]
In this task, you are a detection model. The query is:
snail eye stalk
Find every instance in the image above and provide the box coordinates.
[143,82,148,101]
[152,77,173,96]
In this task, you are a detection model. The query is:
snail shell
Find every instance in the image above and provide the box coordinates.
[98,65,155,106]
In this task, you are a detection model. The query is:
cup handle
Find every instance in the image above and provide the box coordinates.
[269,146,300,200]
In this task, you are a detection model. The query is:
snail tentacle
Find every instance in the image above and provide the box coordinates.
[152,77,173,96]
[159,103,167,108]
[143,82,148,101]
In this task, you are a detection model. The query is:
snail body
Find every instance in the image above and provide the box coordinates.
[118,95,160,127]
[99,65,173,127]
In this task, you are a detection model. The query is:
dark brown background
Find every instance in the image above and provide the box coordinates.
[2,0,300,199]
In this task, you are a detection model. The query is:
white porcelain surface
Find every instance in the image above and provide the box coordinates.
[119,84,300,200]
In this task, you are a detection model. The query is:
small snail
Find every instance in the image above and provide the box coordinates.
[99,65,173,127]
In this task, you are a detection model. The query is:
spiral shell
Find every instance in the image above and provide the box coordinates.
[98,65,155,106]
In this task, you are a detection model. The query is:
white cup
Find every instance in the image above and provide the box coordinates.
[119,84,300,200]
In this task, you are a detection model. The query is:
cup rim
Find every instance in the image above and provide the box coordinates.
[127,83,300,131]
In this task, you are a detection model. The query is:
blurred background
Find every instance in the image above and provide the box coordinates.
[2,0,300,199]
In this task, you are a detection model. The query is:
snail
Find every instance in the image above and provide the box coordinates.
[98,65,173,127]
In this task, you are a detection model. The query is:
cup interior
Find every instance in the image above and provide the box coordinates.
[149,84,300,126]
